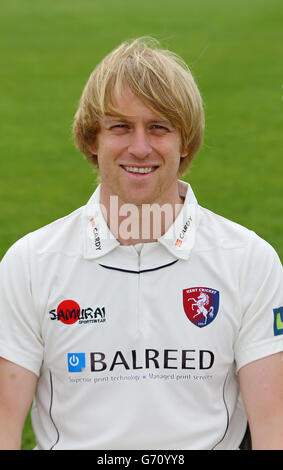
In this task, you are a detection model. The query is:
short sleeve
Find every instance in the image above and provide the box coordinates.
[0,236,43,376]
[235,232,283,372]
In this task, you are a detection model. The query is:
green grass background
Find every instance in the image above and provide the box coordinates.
[0,0,282,450]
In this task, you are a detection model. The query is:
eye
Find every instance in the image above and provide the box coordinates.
[108,124,130,134]
[110,124,129,130]
[151,124,170,133]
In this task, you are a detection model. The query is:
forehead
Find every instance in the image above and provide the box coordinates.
[103,86,166,122]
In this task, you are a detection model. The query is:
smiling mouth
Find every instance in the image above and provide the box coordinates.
[121,165,158,174]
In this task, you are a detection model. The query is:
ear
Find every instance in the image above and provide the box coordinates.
[180,145,190,159]
[180,149,189,159]
[88,144,97,155]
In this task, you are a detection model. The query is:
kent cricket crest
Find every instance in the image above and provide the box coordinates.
[183,287,220,328]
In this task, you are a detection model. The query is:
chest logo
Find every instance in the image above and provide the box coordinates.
[183,287,220,328]
[49,299,106,325]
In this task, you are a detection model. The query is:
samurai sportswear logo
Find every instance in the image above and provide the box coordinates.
[49,299,106,325]
[183,287,220,328]
[273,307,283,336]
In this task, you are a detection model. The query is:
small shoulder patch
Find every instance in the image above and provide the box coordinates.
[273,307,283,336]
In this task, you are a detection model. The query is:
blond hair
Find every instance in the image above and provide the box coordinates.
[73,37,204,176]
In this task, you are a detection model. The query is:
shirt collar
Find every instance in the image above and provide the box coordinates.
[82,180,199,260]
[158,181,198,260]
[82,185,120,259]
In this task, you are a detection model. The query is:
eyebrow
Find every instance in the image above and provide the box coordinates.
[103,115,173,126]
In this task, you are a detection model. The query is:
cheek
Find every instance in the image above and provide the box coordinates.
[96,141,112,169]
[97,136,128,160]
[163,145,182,168]
[96,148,109,174]
[154,136,182,157]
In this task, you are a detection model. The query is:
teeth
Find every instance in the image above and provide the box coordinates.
[123,166,154,174]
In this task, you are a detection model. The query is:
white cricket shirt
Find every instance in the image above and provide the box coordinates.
[0,181,282,450]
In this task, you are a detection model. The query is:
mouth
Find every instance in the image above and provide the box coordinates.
[120,165,158,176]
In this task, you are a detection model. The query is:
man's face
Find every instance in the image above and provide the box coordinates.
[93,87,187,207]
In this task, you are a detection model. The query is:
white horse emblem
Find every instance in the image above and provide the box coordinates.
[188,292,214,326]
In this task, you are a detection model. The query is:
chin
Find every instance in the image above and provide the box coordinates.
[122,191,158,206]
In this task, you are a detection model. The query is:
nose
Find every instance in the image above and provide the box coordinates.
[128,128,152,159]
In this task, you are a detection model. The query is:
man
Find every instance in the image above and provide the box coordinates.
[0,38,283,450]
